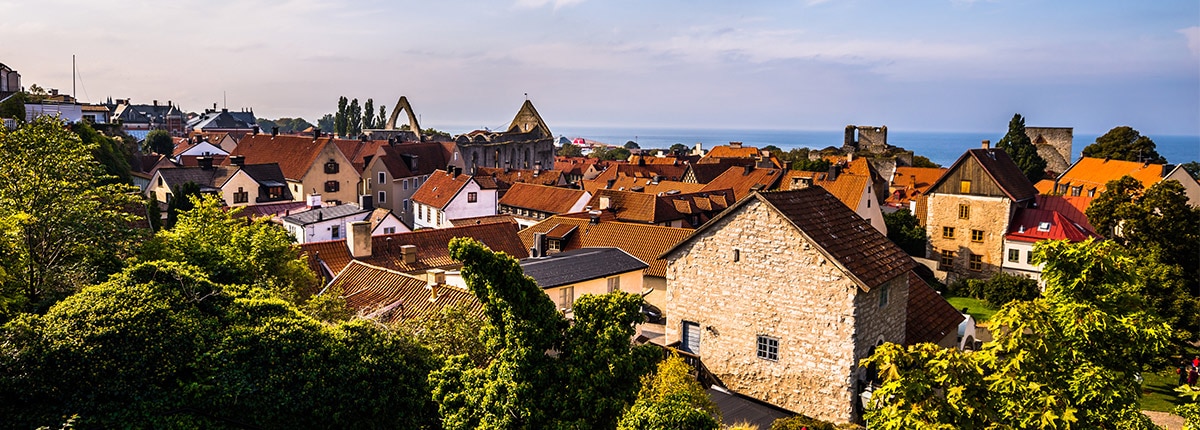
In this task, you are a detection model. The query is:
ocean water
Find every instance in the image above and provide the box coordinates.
[554,126,1200,167]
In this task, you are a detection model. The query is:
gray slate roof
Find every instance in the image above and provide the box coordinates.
[156,163,292,200]
[282,204,371,226]
[520,247,649,289]
[190,110,255,130]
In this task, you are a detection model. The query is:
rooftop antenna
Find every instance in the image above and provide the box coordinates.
[524,92,528,101]
[223,91,227,110]
[72,54,76,100]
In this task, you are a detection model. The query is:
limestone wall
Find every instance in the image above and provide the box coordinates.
[1026,127,1073,174]
[664,199,905,423]
[925,194,1012,279]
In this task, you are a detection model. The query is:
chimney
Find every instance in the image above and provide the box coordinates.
[153,100,158,107]
[981,139,990,149]
[426,268,447,302]
[408,154,419,172]
[910,175,918,188]
[307,192,322,208]
[847,152,854,162]
[400,244,418,264]
[598,195,611,210]
[744,165,754,175]
[359,194,374,210]
[347,221,372,258]
[454,166,462,178]
[230,155,246,166]
[271,126,279,136]
[532,232,546,258]
[729,141,742,149]
[827,164,840,181]
[313,129,321,140]
[252,126,260,135]
[197,156,213,170]
[588,210,602,225]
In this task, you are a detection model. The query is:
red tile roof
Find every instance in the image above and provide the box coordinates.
[498,182,587,214]
[476,167,565,188]
[228,134,340,180]
[1035,194,1095,233]
[334,139,388,173]
[582,176,706,196]
[518,216,693,278]
[701,166,784,200]
[450,214,521,227]
[330,260,482,323]
[905,271,965,346]
[411,169,473,209]
[1005,208,1097,243]
[300,221,529,277]
[587,188,733,227]
[701,144,763,161]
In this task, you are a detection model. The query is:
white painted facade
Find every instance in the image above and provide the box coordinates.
[857,182,888,235]
[1000,239,1042,283]
[25,103,83,123]
[413,179,497,229]
[174,141,228,161]
[371,211,410,235]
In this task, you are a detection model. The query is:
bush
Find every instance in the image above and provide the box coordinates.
[771,415,836,430]
[981,272,1040,307]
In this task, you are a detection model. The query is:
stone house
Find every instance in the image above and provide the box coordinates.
[362,142,458,228]
[410,168,499,229]
[924,143,1038,280]
[227,132,362,205]
[660,187,916,423]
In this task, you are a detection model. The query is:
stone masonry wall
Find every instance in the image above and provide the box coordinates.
[925,194,1012,280]
[665,199,907,423]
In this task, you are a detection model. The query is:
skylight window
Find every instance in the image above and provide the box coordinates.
[1037,222,1051,232]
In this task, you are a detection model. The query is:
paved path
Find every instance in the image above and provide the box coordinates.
[1145,410,1184,430]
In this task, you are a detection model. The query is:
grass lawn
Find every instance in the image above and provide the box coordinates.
[1141,368,1186,412]
[944,296,997,324]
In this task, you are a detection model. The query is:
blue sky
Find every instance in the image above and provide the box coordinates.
[1,0,1197,135]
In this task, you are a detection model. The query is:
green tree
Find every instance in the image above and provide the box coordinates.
[143,129,174,155]
[347,98,362,136]
[363,98,375,130]
[883,209,926,256]
[592,146,631,161]
[0,91,27,120]
[317,113,335,133]
[422,127,452,139]
[863,239,1172,429]
[624,140,640,149]
[558,142,583,157]
[911,155,940,168]
[617,352,720,430]
[669,143,689,154]
[792,158,831,172]
[396,303,490,367]
[377,105,387,130]
[0,261,439,428]
[429,238,659,429]
[0,116,141,315]
[72,122,132,185]
[1082,126,1167,163]
[140,195,318,304]
[164,182,202,229]
[335,96,349,136]
[1085,175,1144,238]
[256,117,278,134]
[995,113,1047,184]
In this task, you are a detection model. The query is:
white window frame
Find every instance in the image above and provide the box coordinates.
[756,335,779,361]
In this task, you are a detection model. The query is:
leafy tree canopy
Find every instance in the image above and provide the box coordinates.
[430,238,660,430]
[624,140,640,149]
[883,209,925,257]
[617,351,721,430]
[669,143,689,154]
[911,155,940,168]
[1082,126,1167,164]
[792,157,832,172]
[0,116,141,317]
[995,113,1047,184]
[591,146,632,161]
[863,239,1173,429]
[143,129,173,156]
[0,261,438,429]
[317,113,335,133]
[558,142,583,157]
[71,122,132,185]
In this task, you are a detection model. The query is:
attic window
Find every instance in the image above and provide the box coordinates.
[960,180,972,194]
[324,160,339,174]
[1037,222,1051,232]
[732,249,741,262]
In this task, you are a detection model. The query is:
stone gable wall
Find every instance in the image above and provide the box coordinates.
[925,194,1012,280]
[664,199,906,423]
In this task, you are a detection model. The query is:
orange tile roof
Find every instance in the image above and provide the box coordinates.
[450,214,520,227]
[300,221,528,277]
[334,139,388,173]
[228,134,338,180]
[588,163,688,184]
[1056,157,1165,194]
[700,144,762,161]
[476,167,564,187]
[581,175,706,196]
[1034,179,1056,195]
[330,260,482,323]
[411,169,473,209]
[518,216,693,278]
[813,174,869,211]
[700,166,784,200]
[498,183,587,214]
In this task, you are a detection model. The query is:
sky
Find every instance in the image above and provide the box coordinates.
[1,0,1198,135]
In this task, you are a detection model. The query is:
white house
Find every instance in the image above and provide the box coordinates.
[410,167,499,229]
[281,200,410,244]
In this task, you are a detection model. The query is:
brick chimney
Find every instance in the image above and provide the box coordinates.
[426,268,447,302]
[400,244,417,264]
[346,221,372,258]
[197,156,213,170]
[230,155,245,166]
[981,139,991,149]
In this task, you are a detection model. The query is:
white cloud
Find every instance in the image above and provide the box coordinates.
[514,0,584,9]
[1180,26,1200,56]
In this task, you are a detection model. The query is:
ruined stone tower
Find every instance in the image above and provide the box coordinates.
[456,100,555,174]
[843,125,889,153]
[1025,127,1073,175]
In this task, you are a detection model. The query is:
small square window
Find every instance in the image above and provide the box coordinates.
[960,180,972,194]
[383,227,396,234]
[971,229,984,242]
[942,226,955,239]
[468,192,478,203]
[607,276,620,293]
[331,224,340,239]
[756,335,779,361]
[1008,248,1020,263]
[1071,186,1082,197]
[324,161,339,174]
[324,180,340,193]
[969,254,983,271]
[958,204,970,220]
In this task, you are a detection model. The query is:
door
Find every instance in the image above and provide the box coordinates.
[682,321,701,354]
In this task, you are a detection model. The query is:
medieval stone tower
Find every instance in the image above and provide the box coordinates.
[1025,127,1073,175]
[843,125,889,153]
[456,100,555,174]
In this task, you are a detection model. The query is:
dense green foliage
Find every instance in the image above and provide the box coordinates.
[617,352,720,430]
[396,302,490,367]
[591,146,632,161]
[770,415,837,430]
[948,272,1040,308]
[140,196,318,304]
[863,239,1173,429]
[882,209,926,256]
[558,142,583,157]
[995,113,1047,184]
[430,238,659,429]
[624,140,640,149]
[793,157,832,172]
[143,129,173,155]
[0,117,141,318]
[910,155,940,168]
[317,113,335,133]
[255,117,313,134]
[670,143,689,154]
[164,181,201,229]
[71,122,133,186]
[1082,126,1167,163]
[0,91,27,120]
[0,261,438,428]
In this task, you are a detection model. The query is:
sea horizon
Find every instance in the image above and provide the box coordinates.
[542,125,1200,168]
